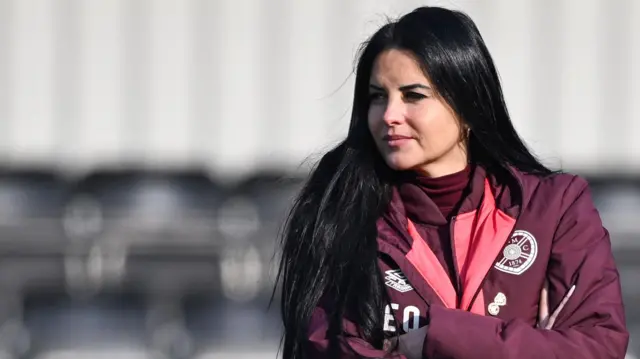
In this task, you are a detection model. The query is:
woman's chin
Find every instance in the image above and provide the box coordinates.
[384,156,422,172]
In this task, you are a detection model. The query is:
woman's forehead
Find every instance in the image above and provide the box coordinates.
[369,49,431,87]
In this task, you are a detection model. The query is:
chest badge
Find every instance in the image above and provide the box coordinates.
[384,269,413,293]
[494,230,538,275]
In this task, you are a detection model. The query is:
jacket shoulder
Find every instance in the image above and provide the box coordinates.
[518,171,591,209]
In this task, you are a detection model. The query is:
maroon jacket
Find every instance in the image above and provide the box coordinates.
[307,166,629,359]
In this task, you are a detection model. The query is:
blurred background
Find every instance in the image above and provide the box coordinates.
[0,0,638,358]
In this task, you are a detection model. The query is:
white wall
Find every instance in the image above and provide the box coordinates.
[0,0,638,178]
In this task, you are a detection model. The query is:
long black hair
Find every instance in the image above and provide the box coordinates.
[275,6,553,359]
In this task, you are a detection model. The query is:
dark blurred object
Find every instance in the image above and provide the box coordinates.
[218,171,304,245]
[65,168,223,247]
[179,171,303,351]
[586,175,640,350]
[61,168,225,297]
[217,171,304,303]
[586,175,640,249]
[0,168,70,352]
[0,168,70,253]
[23,292,147,356]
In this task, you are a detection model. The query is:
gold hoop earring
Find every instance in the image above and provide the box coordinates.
[462,126,471,141]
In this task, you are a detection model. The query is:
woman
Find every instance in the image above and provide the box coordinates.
[275,6,629,359]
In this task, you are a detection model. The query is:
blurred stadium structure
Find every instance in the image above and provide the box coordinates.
[0,0,638,358]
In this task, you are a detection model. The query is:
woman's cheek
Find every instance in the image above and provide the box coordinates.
[367,106,385,132]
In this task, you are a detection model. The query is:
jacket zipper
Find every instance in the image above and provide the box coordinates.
[449,216,463,307]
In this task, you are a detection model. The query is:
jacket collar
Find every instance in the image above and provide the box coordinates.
[380,164,523,250]
[389,165,487,227]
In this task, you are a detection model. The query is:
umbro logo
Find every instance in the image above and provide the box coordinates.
[384,269,413,293]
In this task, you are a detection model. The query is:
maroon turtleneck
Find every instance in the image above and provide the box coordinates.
[398,165,473,225]
[410,166,472,219]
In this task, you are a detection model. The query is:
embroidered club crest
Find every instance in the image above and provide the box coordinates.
[494,230,538,275]
[384,269,413,293]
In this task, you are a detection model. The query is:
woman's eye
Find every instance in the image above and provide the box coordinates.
[368,93,386,102]
[403,92,427,102]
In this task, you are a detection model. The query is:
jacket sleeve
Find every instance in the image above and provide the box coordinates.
[422,176,629,359]
[307,303,406,359]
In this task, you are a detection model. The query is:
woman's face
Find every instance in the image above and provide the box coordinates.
[367,49,468,178]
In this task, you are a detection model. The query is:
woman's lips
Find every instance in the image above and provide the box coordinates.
[383,134,413,147]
